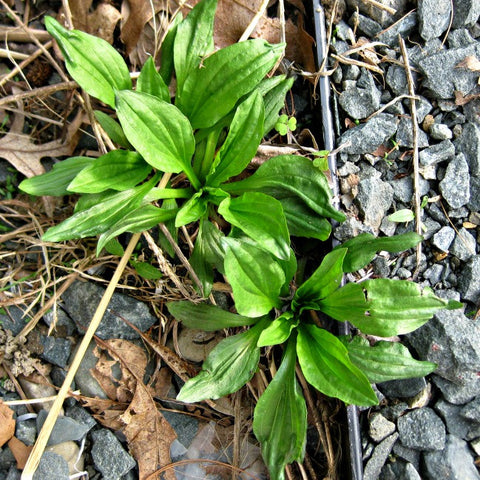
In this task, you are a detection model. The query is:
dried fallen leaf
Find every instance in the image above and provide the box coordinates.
[455,55,480,72]
[65,0,122,44]
[0,106,83,180]
[121,383,177,480]
[8,436,32,469]
[454,90,480,106]
[0,402,15,448]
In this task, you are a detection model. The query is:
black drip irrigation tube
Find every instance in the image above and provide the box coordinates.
[312,2,364,479]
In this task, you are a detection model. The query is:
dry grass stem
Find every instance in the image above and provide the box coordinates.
[0,26,51,42]
[399,36,422,276]
[239,0,270,42]
[21,232,141,480]
[330,53,384,74]
[363,0,397,14]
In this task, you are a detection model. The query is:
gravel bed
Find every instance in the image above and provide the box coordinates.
[329,1,480,478]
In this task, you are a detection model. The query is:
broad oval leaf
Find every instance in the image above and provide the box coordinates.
[137,56,170,102]
[42,179,156,242]
[335,232,423,273]
[177,39,284,129]
[253,337,307,480]
[318,279,462,337]
[340,336,437,384]
[19,156,93,196]
[223,155,345,223]
[293,249,346,312]
[173,0,217,96]
[297,324,378,406]
[97,204,178,254]
[67,150,151,193]
[257,312,298,347]
[218,192,290,260]
[167,301,257,331]
[45,16,131,108]
[223,238,284,317]
[174,191,208,228]
[115,90,196,179]
[206,91,264,187]
[177,318,268,402]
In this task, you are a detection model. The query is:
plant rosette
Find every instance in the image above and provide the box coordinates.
[167,232,462,480]
[20,0,344,301]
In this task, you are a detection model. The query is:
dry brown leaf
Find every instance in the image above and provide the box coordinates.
[454,90,480,106]
[8,436,32,469]
[121,384,177,480]
[0,402,15,448]
[0,107,83,180]
[455,55,480,72]
[66,0,122,44]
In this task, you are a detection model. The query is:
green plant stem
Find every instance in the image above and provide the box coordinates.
[183,163,202,191]
[199,130,219,180]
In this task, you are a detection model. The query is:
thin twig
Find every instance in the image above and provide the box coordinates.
[239,0,270,42]
[399,36,422,277]
[330,53,384,74]
[21,233,141,480]
[0,26,51,42]
[365,93,419,121]
[363,0,397,14]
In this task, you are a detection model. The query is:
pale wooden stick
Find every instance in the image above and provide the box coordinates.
[363,0,397,15]
[239,0,270,42]
[399,36,422,275]
[21,233,141,480]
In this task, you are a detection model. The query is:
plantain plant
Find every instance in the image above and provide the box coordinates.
[20,0,344,303]
[167,233,462,479]
[18,2,464,479]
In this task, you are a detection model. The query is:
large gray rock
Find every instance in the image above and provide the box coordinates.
[355,176,394,230]
[468,177,480,211]
[397,408,445,451]
[395,117,429,148]
[91,429,136,480]
[363,433,399,480]
[451,227,477,261]
[458,255,480,303]
[33,452,69,480]
[369,413,396,443]
[36,410,90,446]
[418,0,452,40]
[433,373,480,404]
[62,281,157,339]
[451,0,480,28]
[435,399,480,440]
[455,122,480,176]
[380,461,421,480]
[432,226,455,252]
[418,43,480,98]
[376,10,418,46]
[40,335,71,368]
[419,139,455,166]
[347,0,409,26]
[408,309,480,385]
[339,69,381,119]
[423,435,480,479]
[337,113,398,154]
[439,154,470,209]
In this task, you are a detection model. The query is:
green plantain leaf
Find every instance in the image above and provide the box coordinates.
[94,111,131,149]
[280,197,332,240]
[223,155,345,222]
[115,90,198,186]
[167,301,258,330]
[177,318,268,402]
[159,13,182,84]
[253,336,307,480]
[45,16,131,108]
[297,324,378,406]
[174,0,217,96]
[218,192,290,260]
[42,177,157,242]
[339,336,437,383]
[19,156,93,196]
[293,248,346,312]
[335,232,423,273]
[190,219,226,296]
[130,260,163,280]
[175,191,208,228]
[177,39,284,129]
[206,91,264,187]
[257,312,298,347]
[223,238,284,317]
[97,204,177,254]
[318,279,462,337]
[67,150,151,193]
[137,56,171,102]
